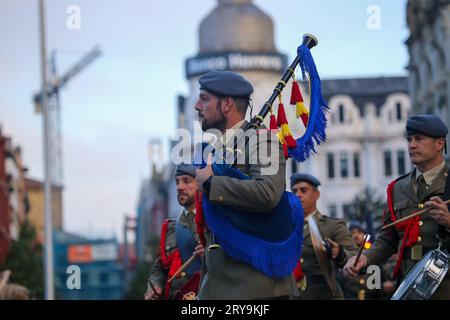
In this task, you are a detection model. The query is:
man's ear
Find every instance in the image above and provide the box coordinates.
[315,189,321,201]
[437,137,446,152]
[221,97,233,114]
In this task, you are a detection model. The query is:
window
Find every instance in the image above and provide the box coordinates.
[397,150,406,175]
[327,153,335,179]
[339,104,345,123]
[353,152,360,178]
[343,204,354,220]
[99,273,109,285]
[396,103,402,121]
[329,205,337,218]
[81,273,89,286]
[340,152,348,178]
[384,150,392,176]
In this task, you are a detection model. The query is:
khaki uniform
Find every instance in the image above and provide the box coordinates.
[148,210,200,300]
[198,122,298,300]
[364,162,450,299]
[298,211,357,299]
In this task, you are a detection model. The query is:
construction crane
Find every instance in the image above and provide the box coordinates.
[33,46,102,186]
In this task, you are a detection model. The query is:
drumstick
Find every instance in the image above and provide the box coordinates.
[168,252,199,283]
[382,200,450,230]
[353,234,369,267]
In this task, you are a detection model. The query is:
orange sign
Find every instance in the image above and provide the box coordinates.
[68,245,93,263]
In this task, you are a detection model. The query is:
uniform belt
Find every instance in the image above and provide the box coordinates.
[305,274,328,286]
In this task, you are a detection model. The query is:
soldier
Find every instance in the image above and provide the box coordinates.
[339,222,383,300]
[144,164,204,300]
[343,114,450,299]
[194,70,299,299]
[291,173,357,299]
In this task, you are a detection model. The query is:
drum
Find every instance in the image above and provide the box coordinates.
[391,248,449,300]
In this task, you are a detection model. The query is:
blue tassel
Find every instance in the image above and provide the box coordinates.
[289,44,329,163]
[202,165,304,277]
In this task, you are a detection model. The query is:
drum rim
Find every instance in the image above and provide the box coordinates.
[391,249,449,300]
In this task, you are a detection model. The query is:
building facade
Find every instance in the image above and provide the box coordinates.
[292,77,411,219]
[53,230,125,300]
[406,0,450,127]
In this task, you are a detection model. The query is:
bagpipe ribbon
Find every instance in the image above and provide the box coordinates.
[287,43,329,163]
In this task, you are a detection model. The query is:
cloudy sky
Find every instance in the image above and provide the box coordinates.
[0,0,408,240]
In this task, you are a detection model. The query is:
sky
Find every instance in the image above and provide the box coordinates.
[0,0,409,241]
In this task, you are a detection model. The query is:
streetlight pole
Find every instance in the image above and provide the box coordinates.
[39,0,54,300]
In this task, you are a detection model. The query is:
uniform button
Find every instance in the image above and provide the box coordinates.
[300,258,304,263]
[219,196,224,201]
[418,203,424,209]
[359,279,365,285]
[166,246,170,250]
[181,272,186,277]
[417,236,422,242]
[419,221,423,226]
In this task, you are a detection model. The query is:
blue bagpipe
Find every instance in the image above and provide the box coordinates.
[195,34,328,278]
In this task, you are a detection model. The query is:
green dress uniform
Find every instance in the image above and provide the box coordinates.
[364,162,450,299]
[299,211,357,300]
[148,209,199,300]
[198,121,299,300]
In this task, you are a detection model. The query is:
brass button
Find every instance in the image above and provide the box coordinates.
[219,196,224,201]
[181,272,186,277]
[419,221,423,226]
[417,236,422,242]
[300,258,304,263]
[418,203,424,209]
[359,279,365,285]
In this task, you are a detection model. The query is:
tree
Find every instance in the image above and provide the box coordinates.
[0,219,44,299]
[348,187,386,237]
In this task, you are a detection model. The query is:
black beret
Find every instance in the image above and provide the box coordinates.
[349,221,366,233]
[406,114,448,138]
[290,173,321,188]
[199,71,253,98]
[175,164,196,178]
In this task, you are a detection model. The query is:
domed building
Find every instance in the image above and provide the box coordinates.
[180,0,288,137]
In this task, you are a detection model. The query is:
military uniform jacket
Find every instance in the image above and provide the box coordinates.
[365,164,450,299]
[299,211,357,299]
[198,121,298,300]
[148,210,200,299]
